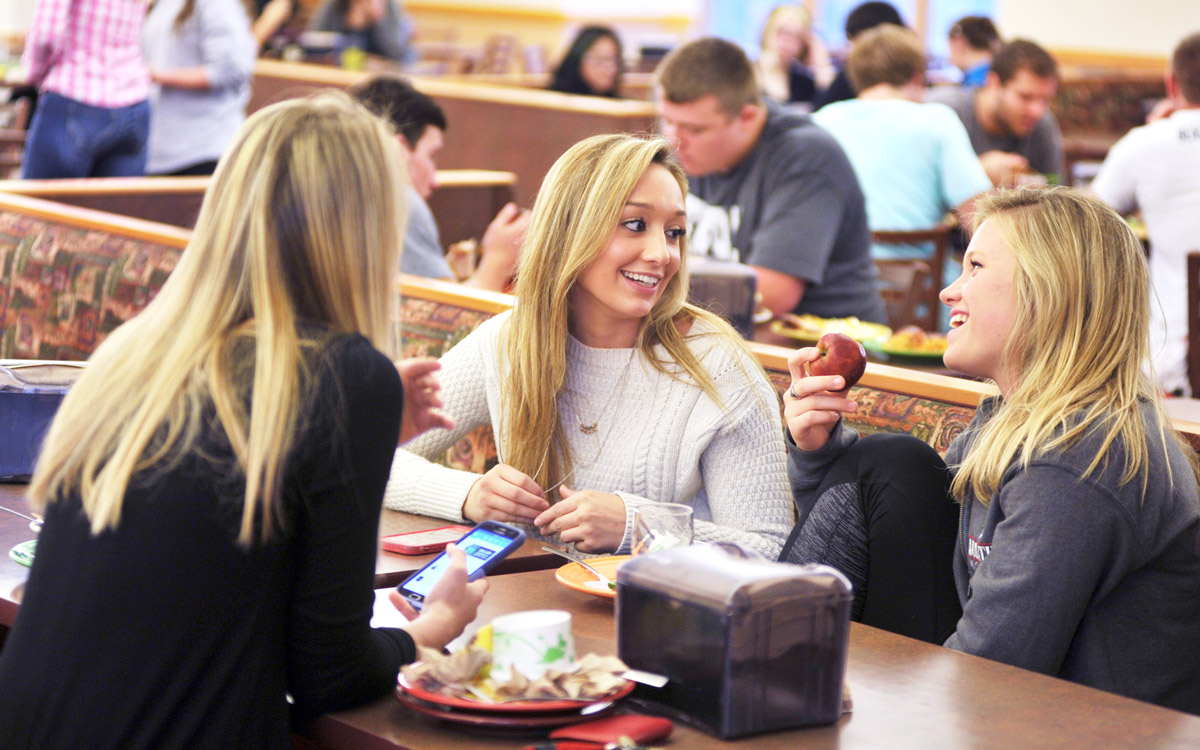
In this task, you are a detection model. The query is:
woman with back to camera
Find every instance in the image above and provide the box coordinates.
[0,94,485,748]
[548,26,625,98]
[784,186,1200,711]
[385,134,794,558]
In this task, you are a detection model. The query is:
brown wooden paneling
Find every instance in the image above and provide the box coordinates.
[249,60,658,205]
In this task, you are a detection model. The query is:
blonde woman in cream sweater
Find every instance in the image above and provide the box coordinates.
[384,134,793,558]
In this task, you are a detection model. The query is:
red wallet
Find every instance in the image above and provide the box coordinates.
[547,714,674,748]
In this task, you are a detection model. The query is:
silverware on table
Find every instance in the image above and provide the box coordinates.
[539,545,614,587]
[0,505,39,524]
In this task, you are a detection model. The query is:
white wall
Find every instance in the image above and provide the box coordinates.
[0,0,33,36]
[998,0,1196,57]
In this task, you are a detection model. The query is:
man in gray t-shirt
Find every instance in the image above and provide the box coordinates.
[655,38,886,324]
[928,39,1065,186]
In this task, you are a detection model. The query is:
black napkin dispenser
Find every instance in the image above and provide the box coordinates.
[615,545,852,738]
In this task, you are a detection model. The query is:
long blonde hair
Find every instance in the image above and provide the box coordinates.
[503,133,757,493]
[29,93,406,544]
[952,187,1199,503]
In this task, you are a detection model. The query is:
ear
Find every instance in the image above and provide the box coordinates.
[984,70,1002,92]
[735,103,760,128]
[1165,70,1181,104]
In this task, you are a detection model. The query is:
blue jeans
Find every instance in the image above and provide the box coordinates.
[22,92,150,179]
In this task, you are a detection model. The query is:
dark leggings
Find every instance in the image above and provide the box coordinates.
[780,433,961,644]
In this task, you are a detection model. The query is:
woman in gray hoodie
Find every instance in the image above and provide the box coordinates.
[783,186,1200,715]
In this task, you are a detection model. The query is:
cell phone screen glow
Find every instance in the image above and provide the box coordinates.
[401,527,514,598]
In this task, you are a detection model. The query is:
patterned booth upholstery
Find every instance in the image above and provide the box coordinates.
[397,276,991,475]
[0,194,189,360]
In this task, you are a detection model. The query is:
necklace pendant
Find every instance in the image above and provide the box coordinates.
[579,422,598,435]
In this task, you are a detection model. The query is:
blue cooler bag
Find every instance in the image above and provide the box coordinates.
[0,363,81,480]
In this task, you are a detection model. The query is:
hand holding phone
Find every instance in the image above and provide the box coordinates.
[395,521,525,611]
[390,543,488,651]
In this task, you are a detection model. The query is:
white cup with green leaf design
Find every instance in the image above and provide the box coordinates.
[489,609,577,681]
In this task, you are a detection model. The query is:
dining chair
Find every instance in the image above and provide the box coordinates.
[871,224,952,332]
[0,98,28,179]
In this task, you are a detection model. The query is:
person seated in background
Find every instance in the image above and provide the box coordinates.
[0,93,486,747]
[784,186,1200,712]
[142,0,257,176]
[547,26,624,98]
[654,37,886,323]
[928,39,1064,187]
[755,4,836,110]
[384,134,794,559]
[308,0,413,63]
[350,76,529,291]
[252,0,298,48]
[812,25,990,278]
[1092,31,1200,397]
[947,15,1001,88]
[812,1,903,111]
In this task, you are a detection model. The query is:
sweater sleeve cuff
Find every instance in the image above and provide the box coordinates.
[613,491,644,554]
[786,418,858,490]
[383,456,478,523]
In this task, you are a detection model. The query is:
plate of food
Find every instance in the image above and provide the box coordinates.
[770,313,892,346]
[8,540,34,567]
[866,326,949,360]
[397,672,634,714]
[395,688,620,728]
[397,645,632,728]
[554,555,629,599]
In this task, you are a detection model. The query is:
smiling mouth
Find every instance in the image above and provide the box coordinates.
[949,313,967,328]
[621,271,661,289]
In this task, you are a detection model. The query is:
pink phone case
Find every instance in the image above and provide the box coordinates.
[382,525,472,555]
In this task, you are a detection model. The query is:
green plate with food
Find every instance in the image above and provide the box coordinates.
[9,540,35,567]
[864,326,949,361]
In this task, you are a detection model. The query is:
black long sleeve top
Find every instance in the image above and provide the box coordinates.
[0,334,413,749]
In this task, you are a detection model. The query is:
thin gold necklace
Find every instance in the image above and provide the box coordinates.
[569,349,635,435]
[526,349,637,496]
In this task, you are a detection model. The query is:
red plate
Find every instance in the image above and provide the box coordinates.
[396,673,633,714]
[396,689,619,728]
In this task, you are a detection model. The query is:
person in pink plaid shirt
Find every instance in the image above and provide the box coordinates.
[21,0,152,178]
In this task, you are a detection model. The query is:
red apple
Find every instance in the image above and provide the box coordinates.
[807,332,866,389]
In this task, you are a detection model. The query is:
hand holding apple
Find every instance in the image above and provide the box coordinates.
[784,343,860,452]
[806,332,867,390]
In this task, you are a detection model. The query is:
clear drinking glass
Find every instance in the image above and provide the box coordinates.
[631,503,694,556]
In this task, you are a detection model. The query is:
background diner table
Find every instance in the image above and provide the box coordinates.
[302,568,1200,750]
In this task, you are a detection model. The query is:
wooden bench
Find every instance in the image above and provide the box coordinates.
[249,59,658,205]
[0,192,188,360]
[1052,70,1166,185]
[0,170,517,248]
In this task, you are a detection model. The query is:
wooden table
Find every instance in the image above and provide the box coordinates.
[0,483,559,628]
[302,569,1200,750]
[0,483,34,630]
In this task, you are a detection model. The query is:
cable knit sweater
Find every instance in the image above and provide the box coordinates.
[384,310,794,557]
